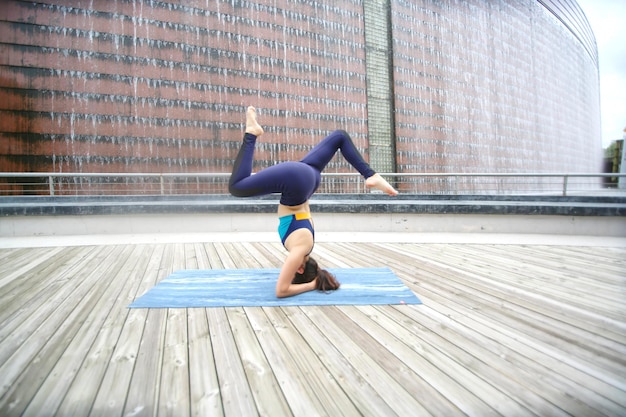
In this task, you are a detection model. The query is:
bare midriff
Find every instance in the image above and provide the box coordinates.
[277,201,310,218]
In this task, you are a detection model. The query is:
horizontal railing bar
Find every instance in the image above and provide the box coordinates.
[373,173,626,178]
[0,172,624,178]
[0,172,230,178]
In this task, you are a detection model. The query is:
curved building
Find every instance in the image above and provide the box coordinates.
[0,0,601,194]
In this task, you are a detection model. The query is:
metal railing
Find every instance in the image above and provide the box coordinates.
[0,172,624,197]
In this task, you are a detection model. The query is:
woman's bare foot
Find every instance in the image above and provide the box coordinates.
[245,106,264,136]
[366,173,398,196]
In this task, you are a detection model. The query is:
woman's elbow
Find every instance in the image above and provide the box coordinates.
[275,284,289,298]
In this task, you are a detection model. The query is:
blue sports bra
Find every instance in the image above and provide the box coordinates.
[278,212,315,247]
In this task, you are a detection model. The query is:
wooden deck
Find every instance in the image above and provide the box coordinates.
[1,238,625,416]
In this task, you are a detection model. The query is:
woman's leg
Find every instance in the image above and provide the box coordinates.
[228,107,271,197]
[228,132,262,197]
[230,109,397,197]
[300,130,375,178]
[229,107,321,203]
[300,130,398,195]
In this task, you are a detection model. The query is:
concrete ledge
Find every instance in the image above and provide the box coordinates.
[2,231,626,249]
[1,194,625,216]
[1,194,625,238]
[2,212,625,238]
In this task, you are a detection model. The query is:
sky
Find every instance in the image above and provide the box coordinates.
[576,0,626,148]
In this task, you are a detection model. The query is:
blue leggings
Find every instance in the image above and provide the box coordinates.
[229,130,376,206]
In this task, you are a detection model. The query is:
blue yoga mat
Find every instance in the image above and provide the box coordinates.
[129,267,421,308]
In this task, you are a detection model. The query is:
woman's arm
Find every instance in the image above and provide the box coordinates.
[275,247,316,298]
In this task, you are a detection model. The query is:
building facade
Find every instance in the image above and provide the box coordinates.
[0,0,601,194]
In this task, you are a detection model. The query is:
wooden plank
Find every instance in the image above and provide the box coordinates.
[0,246,106,393]
[245,242,282,268]
[245,306,347,417]
[454,245,624,304]
[158,243,191,417]
[116,244,174,417]
[417,299,625,416]
[158,308,190,417]
[401,270,626,416]
[452,245,625,310]
[212,242,238,269]
[0,245,126,415]
[187,307,223,417]
[370,306,565,416]
[202,242,225,269]
[558,246,626,265]
[186,243,224,417]
[22,245,138,416]
[410,242,618,325]
[282,306,398,416]
[119,308,167,416]
[0,246,65,290]
[253,242,286,267]
[373,242,626,343]
[429,246,626,357]
[379,303,572,417]
[389,244,626,384]
[0,246,83,323]
[203,241,257,415]
[0,247,55,280]
[0,247,85,353]
[207,307,258,417]
[333,305,501,417]
[1,239,624,417]
[54,244,159,417]
[237,242,274,268]
[299,306,435,416]
[0,247,25,273]
[307,243,352,268]
[263,306,379,417]
[184,242,198,270]
[484,245,626,279]
[192,242,212,269]
[336,241,626,414]
[225,307,293,416]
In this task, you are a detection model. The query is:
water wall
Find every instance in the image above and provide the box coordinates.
[0,0,601,194]
[391,0,602,192]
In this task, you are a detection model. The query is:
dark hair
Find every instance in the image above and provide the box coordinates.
[292,256,340,292]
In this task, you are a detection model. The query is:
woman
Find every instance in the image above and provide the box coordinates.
[229,107,398,298]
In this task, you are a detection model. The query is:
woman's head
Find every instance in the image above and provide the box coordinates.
[292,256,340,292]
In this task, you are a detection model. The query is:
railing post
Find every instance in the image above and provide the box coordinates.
[160,174,165,195]
[49,175,55,196]
[562,175,568,196]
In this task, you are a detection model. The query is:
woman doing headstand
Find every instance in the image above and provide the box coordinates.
[229,107,398,298]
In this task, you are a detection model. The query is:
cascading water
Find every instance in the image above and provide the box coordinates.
[0,0,601,195]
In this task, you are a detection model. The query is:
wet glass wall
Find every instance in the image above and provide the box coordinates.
[0,1,368,192]
[392,0,601,191]
[0,0,600,194]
